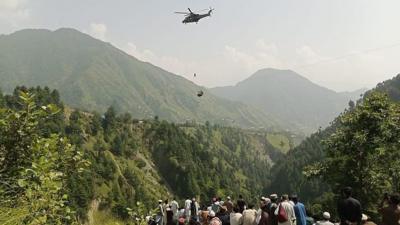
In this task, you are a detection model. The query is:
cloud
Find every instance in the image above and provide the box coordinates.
[295,45,325,65]
[89,23,107,41]
[223,40,285,74]
[125,42,198,80]
[0,0,30,28]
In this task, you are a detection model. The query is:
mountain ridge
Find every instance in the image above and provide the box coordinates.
[210,68,361,133]
[0,28,280,129]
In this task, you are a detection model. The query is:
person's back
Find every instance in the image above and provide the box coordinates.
[258,206,270,225]
[242,208,257,225]
[223,198,234,214]
[230,212,243,225]
[185,199,193,218]
[217,212,230,225]
[337,187,361,225]
[338,197,362,223]
[278,201,296,225]
[292,197,307,225]
[171,200,179,218]
[268,198,278,225]
[238,195,247,214]
[380,204,400,225]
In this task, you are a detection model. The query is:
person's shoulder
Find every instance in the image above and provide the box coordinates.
[350,197,361,205]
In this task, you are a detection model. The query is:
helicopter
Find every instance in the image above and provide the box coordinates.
[175,8,214,24]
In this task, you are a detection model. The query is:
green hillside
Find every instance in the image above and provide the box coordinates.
[266,73,400,220]
[0,86,288,224]
[0,28,277,129]
[210,68,362,133]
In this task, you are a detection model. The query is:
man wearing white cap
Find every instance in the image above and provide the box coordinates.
[316,212,334,225]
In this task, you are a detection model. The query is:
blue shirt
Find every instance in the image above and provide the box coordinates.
[294,202,307,225]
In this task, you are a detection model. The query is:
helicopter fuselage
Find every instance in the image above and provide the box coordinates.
[183,13,210,24]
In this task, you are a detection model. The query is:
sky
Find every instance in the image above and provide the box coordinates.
[1,0,400,92]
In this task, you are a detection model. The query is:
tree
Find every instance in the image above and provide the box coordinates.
[306,92,400,216]
[103,106,117,132]
[0,91,89,225]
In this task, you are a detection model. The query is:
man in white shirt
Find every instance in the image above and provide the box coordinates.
[171,197,180,224]
[274,195,296,225]
[184,197,192,219]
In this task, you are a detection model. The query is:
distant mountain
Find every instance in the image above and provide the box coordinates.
[210,68,360,133]
[0,28,278,129]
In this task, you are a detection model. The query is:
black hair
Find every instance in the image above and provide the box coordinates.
[342,187,353,197]
[390,193,400,205]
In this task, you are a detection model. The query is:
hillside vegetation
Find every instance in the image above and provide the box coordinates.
[0,86,288,224]
[266,73,400,220]
[0,28,278,129]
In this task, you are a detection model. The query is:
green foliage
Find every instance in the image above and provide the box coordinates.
[306,92,400,217]
[0,91,89,224]
[266,133,291,153]
[147,121,283,201]
[0,85,292,223]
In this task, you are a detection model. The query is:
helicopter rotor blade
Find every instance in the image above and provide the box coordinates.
[174,12,189,14]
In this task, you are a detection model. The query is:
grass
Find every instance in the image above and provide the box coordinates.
[89,211,131,225]
[266,133,291,153]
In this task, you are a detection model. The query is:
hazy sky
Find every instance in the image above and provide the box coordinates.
[1,0,400,91]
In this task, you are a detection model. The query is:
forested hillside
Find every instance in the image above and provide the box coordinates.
[210,68,362,133]
[0,28,278,129]
[266,73,400,220]
[0,86,288,224]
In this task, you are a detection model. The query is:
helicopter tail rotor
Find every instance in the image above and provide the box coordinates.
[208,7,214,16]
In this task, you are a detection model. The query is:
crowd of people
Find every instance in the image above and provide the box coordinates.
[151,187,400,225]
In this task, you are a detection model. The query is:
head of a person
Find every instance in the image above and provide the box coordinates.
[341,187,353,198]
[361,214,368,222]
[322,212,330,221]
[189,218,198,225]
[220,206,227,214]
[227,196,231,201]
[233,206,240,213]
[281,194,289,201]
[389,193,400,205]
[165,199,169,204]
[192,197,196,202]
[158,200,163,205]
[270,194,278,203]
[248,203,254,209]
[291,195,298,203]
[239,194,243,199]
[260,197,266,207]
[212,197,217,203]
[209,211,216,219]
